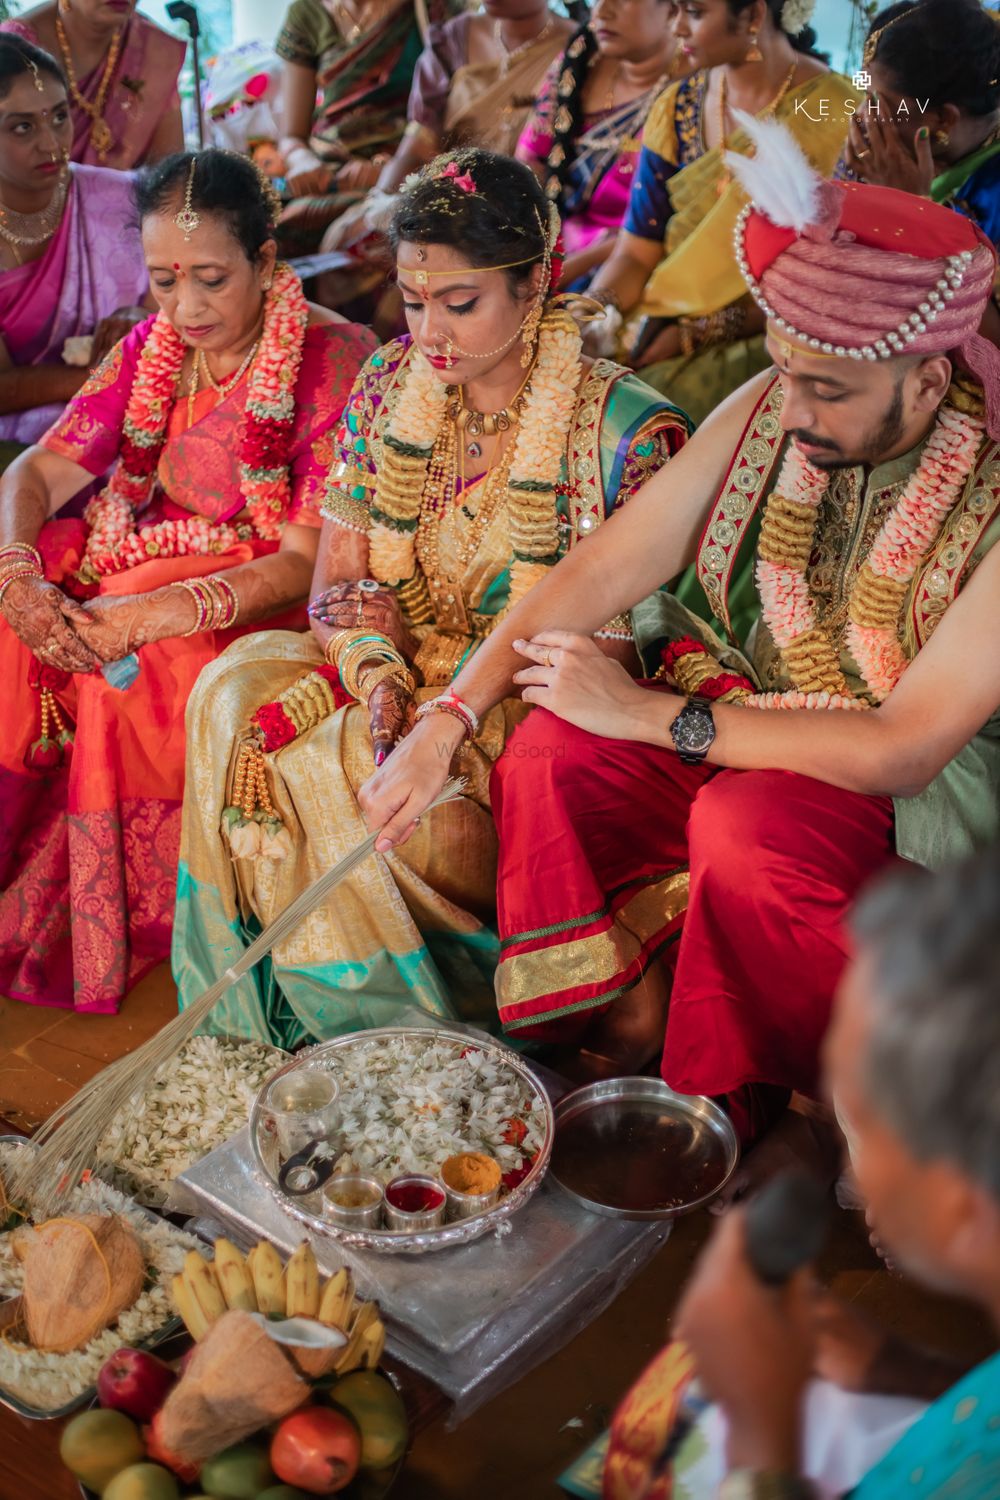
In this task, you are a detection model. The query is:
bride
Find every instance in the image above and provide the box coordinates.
[173,148,689,1048]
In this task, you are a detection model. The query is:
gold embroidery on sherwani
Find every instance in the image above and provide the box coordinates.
[909,442,1000,648]
[696,376,785,641]
[497,872,690,1024]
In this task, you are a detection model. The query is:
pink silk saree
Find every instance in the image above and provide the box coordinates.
[1,13,185,169]
[518,60,656,258]
[0,314,376,1011]
[0,164,147,445]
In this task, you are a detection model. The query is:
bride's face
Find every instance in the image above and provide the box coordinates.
[396,240,542,386]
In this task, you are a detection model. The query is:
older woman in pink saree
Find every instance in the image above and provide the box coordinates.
[0,149,374,1012]
[0,38,148,451]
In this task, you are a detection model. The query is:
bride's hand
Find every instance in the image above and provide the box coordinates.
[358,714,465,851]
[308,581,415,658]
[368,677,415,768]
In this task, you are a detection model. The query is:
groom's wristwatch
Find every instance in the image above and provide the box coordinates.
[669,694,716,765]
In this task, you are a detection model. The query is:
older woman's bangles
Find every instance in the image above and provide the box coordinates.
[172,575,241,635]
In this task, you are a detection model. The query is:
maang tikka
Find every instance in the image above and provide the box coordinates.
[174,157,201,242]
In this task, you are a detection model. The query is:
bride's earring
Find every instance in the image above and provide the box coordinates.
[745,28,763,62]
[520,297,542,368]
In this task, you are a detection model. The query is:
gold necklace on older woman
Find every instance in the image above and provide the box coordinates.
[54,11,122,161]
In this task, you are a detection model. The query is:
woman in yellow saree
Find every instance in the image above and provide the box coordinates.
[587,0,853,428]
[173,150,689,1049]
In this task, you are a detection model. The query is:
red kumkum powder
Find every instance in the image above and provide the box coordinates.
[385,1180,445,1213]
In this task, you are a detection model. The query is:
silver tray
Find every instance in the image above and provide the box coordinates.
[549,1079,739,1219]
[249,1027,554,1254]
[0,1135,184,1421]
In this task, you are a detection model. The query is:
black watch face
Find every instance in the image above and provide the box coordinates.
[673,703,715,757]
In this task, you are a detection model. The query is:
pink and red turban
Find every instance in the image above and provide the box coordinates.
[727,115,1000,438]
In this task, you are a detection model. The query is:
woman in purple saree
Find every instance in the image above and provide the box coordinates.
[0,38,148,450]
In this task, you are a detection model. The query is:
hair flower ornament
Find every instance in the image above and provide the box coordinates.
[440,161,477,193]
[779,0,815,34]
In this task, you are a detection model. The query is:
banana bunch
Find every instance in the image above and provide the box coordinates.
[171,1239,386,1372]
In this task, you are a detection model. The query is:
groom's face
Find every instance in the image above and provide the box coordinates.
[768,331,950,470]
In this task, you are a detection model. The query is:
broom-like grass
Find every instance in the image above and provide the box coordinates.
[12,778,465,1215]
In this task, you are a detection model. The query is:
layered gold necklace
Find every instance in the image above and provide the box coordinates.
[54,11,122,162]
[0,172,69,264]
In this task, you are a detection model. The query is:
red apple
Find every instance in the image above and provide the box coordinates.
[97,1347,177,1423]
[270,1407,361,1495]
[143,1409,202,1484]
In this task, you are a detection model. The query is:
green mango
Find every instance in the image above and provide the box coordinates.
[199,1442,275,1499]
[330,1371,408,1470]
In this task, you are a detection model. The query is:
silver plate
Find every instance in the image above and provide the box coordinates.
[249,1027,554,1255]
[0,1135,184,1421]
[549,1079,739,1219]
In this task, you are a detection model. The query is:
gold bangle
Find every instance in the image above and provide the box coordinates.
[329,627,391,668]
[360,660,415,703]
[172,578,211,635]
[340,642,406,700]
[206,573,240,629]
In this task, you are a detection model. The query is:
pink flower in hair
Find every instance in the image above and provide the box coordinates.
[441,160,476,193]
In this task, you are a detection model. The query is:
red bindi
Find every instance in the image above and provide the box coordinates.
[173,262,181,271]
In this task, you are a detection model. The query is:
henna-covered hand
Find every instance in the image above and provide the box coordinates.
[60,588,197,663]
[845,105,935,197]
[368,677,415,768]
[2,576,101,673]
[309,580,415,658]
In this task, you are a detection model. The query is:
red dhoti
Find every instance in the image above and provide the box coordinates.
[491,701,896,1115]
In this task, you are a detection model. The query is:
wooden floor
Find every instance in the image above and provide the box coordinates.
[1,970,995,1499]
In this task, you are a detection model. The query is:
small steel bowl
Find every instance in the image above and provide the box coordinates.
[323,1174,384,1230]
[444,1180,501,1221]
[383,1174,446,1231]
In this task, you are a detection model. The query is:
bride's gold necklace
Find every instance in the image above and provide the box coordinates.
[453,366,533,458]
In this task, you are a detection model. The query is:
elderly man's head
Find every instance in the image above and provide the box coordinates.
[826,849,1000,1297]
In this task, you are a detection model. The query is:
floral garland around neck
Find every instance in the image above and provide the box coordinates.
[368,306,583,610]
[78,262,309,582]
[753,403,983,709]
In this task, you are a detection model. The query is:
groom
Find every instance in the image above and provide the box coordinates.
[360,122,1000,1149]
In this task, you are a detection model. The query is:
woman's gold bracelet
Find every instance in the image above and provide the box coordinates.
[360,660,415,703]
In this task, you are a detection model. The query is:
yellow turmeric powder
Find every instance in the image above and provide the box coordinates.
[441,1153,501,1196]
